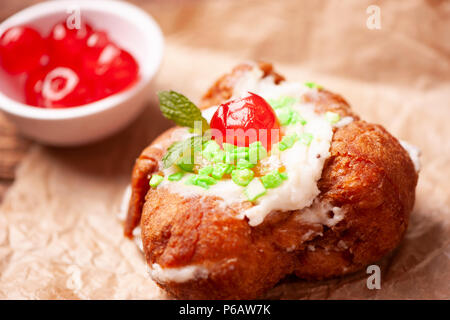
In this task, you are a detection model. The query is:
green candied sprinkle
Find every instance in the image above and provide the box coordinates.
[212,150,226,163]
[225,152,237,164]
[279,133,299,151]
[248,141,267,164]
[225,153,235,164]
[195,180,210,189]
[269,96,307,127]
[225,148,249,164]
[261,170,284,189]
[211,163,233,180]
[231,168,254,187]
[236,158,255,169]
[275,107,293,126]
[223,144,249,164]
[235,146,249,155]
[304,82,323,89]
[168,172,184,181]
[223,143,249,159]
[299,132,314,146]
[290,111,307,125]
[149,174,164,188]
[184,174,216,189]
[202,140,221,161]
[249,141,263,149]
[222,143,236,153]
[196,174,217,187]
[244,178,266,202]
[268,96,296,110]
[177,161,194,172]
[236,146,247,151]
[276,106,308,127]
[198,165,213,176]
[225,164,234,174]
[235,150,249,161]
[203,140,220,152]
[279,172,288,180]
[184,174,197,186]
[325,111,340,124]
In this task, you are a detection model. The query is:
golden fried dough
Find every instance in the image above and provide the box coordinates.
[125,63,418,299]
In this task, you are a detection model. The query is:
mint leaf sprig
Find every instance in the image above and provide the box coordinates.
[161,135,206,169]
[158,90,209,133]
[158,90,211,169]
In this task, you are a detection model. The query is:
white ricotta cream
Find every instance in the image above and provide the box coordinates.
[160,66,336,226]
[335,116,354,128]
[118,185,132,222]
[295,198,345,227]
[149,263,208,283]
[400,140,421,172]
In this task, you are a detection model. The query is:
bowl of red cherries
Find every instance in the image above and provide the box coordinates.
[0,0,163,146]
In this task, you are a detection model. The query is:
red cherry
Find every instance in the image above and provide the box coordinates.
[210,93,281,150]
[81,43,138,99]
[25,67,47,107]
[86,30,110,52]
[0,26,46,74]
[25,66,90,108]
[48,21,92,67]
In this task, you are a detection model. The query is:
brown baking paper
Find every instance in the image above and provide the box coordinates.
[0,0,449,299]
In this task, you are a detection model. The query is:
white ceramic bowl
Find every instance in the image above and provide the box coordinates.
[0,0,163,146]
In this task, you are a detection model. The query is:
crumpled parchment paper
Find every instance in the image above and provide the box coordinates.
[0,0,449,299]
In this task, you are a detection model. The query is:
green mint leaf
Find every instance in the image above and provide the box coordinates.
[304,82,323,89]
[158,90,209,133]
[162,136,204,169]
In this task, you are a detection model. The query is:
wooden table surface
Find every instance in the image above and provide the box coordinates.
[0,114,29,202]
[0,1,43,202]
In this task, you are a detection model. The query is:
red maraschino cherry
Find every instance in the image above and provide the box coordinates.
[2,20,140,109]
[85,30,110,53]
[0,26,46,74]
[81,43,138,99]
[24,67,47,106]
[48,21,92,67]
[210,92,281,150]
[25,65,90,108]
